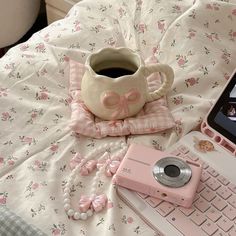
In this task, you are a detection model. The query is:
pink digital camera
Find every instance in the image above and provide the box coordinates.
[114,144,202,208]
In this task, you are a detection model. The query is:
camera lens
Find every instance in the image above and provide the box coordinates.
[164,165,180,177]
[153,156,192,188]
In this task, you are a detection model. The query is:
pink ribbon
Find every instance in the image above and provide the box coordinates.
[69,153,82,170]
[97,159,121,177]
[101,88,141,119]
[78,194,108,212]
[79,160,97,176]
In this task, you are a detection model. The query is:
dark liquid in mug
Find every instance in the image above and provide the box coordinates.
[96,67,135,78]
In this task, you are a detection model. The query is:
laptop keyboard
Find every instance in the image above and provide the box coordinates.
[137,144,236,236]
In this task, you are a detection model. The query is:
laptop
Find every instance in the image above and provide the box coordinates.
[116,70,236,236]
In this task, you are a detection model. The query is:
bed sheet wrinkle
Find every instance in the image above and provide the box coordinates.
[0,0,236,235]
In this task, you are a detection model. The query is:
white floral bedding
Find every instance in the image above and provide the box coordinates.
[0,0,236,235]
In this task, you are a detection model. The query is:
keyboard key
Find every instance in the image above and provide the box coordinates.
[206,206,221,222]
[217,175,230,186]
[212,196,228,211]
[179,206,195,216]
[213,229,226,236]
[184,151,199,161]
[201,187,216,202]
[201,171,211,182]
[169,149,181,156]
[229,183,236,194]
[206,178,221,191]
[166,209,205,236]
[194,197,210,213]
[228,195,236,208]
[228,226,236,236]
[201,220,218,235]
[197,159,209,169]
[137,192,148,199]
[217,216,233,232]
[177,145,189,154]
[223,205,236,220]
[217,186,232,200]
[146,196,163,208]
[207,167,219,177]
[190,210,207,226]
[155,201,175,217]
[197,182,205,193]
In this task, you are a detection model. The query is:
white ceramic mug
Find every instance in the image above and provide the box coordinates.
[81,47,174,120]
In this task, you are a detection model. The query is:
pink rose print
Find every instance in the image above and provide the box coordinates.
[224,73,230,80]
[73,20,81,32]
[50,143,59,154]
[24,137,32,143]
[206,3,213,9]
[157,20,165,33]
[4,63,15,70]
[127,217,134,224]
[152,46,159,55]
[35,43,46,53]
[0,157,4,165]
[20,44,29,51]
[121,215,134,224]
[176,55,188,68]
[229,30,236,41]
[51,223,66,235]
[91,24,105,33]
[37,68,48,77]
[52,229,61,236]
[31,113,37,119]
[205,32,220,42]
[36,86,50,100]
[206,3,220,11]
[64,55,70,62]
[172,96,183,105]
[118,7,126,18]
[0,193,8,205]
[32,183,39,190]
[34,160,41,167]
[232,9,236,16]
[221,49,231,64]
[0,196,6,205]
[1,111,13,122]
[0,87,8,97]
[40,92,48,100]
[187,29,196,39]
[135,23,147,34]
[50,144,58,152]
[27,109,44,125]
[172,5,181,14]
[19,136,36,145]
[28,160,48,172]
[185,77,199,87]
[1,112,10,121]
[107,200,114,209]
[8,160,15,165]
[105,37,116,46]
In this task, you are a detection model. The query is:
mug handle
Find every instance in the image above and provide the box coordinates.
[144,64,174,102]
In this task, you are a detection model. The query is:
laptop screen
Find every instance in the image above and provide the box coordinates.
[207,70,236,145]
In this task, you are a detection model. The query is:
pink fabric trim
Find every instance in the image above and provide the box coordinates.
[69,58,175,138]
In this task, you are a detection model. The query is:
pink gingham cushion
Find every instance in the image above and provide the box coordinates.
[69,58,175,138]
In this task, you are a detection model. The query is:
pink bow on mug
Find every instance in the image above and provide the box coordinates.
[78,194,108,212]
[101,88,141,120]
